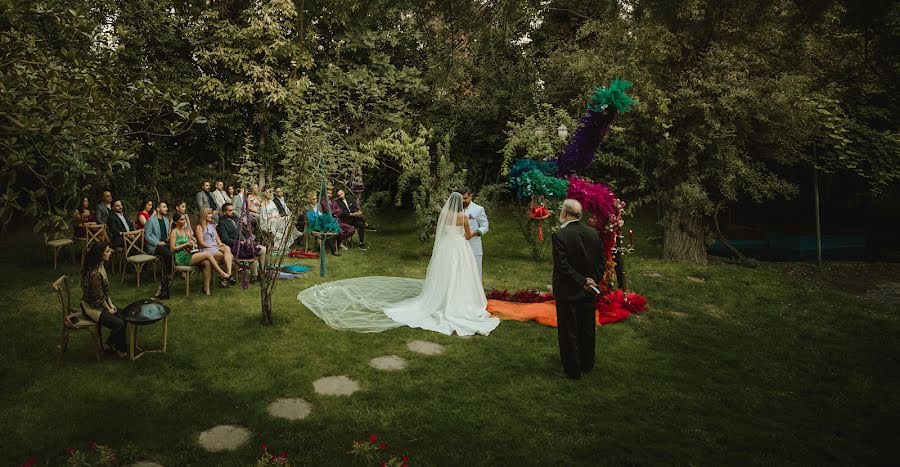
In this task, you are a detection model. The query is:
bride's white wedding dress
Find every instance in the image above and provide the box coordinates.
[297,193,500,336]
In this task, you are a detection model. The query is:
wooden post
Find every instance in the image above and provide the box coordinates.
[813,158,822,266]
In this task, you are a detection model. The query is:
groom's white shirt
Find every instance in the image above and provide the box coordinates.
[464,202,488,254]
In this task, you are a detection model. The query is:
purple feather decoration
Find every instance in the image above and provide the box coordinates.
[566,176,617,220]
[555,109,616,176]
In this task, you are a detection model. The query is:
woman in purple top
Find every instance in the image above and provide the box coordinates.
[195,207,235,287]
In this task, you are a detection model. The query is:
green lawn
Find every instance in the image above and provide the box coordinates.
[1,209,898,465]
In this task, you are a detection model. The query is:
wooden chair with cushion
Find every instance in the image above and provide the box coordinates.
[80,223,107,267]
[52,276,102,362]
[172,254,201,297]
[121,230,158,288]
[45,232,75,270]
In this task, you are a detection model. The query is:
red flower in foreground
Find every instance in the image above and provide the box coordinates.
[261,443,268,451]
[66,448,75,456]
[280,451,287,459]
[21,458,36,467]
[403,455,410,461]
[369,434,378,442]
[379,441,387,450]
[89,442,97,451]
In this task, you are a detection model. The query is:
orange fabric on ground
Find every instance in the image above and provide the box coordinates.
[486,299,603,328]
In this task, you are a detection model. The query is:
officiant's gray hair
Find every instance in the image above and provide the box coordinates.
[561,199,583,219]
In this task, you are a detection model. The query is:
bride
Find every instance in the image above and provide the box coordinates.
[297,192,500,336]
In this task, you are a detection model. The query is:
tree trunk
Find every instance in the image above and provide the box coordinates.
[261,284,274,325]
[663,209,707,263]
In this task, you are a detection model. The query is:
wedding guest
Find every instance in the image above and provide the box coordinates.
[231,187,245,213]
[195,207,234,286]
[173,199,197,242]
[212,180,230,209]
[96,191,112,225]
[145,202,172,299]
[73,197,95,238]
[320,186,355,251]
[226,184,236,199]
[80,241,127,358]
[136,199,153,230]
[218,203,266,279]
[273,187,290,217]
[551,199,604,380]
[336,189,368,250]
[195,180,221,221]
[247,184,262,221]
[261,189,301,253]
[107,200,135,248]
[170,212,231,295]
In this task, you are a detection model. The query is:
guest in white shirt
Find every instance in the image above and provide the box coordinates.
[213,180,230,209]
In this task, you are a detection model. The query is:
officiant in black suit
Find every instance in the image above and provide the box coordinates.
[552,199,604,380]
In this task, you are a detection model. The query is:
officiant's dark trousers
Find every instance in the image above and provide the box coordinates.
[556,298,596,379]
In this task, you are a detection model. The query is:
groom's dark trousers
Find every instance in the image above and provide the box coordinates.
[552,220,604,379]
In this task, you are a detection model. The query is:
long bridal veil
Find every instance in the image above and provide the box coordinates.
[298,193,497,335]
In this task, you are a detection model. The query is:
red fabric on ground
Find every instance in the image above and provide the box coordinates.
[486,299,632,328]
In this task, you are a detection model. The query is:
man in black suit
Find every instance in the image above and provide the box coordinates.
[552,199,604,379]
[107,199,135,248]
[336,189,368,250]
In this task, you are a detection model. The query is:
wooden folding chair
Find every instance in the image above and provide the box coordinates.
[121,230,158,288]
[172,254,200,297]
[80,223,108,266]
[52,276,102,362]
[45,232,75,270]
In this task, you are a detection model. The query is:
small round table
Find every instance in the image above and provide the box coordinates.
[120,299,171,361]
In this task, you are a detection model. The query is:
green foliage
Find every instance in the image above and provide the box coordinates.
[500,104,576,173]
[0,2,197,236]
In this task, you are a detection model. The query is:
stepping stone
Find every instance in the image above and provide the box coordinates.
[197,425,250,452]
[268,397,312,420]
[642,271,663,278]
[369,355,407,371]
[407,340,445,355]
[313,376,360,396]
[131,463,163,467]
[687,276,706,283]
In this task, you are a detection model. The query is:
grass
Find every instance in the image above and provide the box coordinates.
[0,208,898,465]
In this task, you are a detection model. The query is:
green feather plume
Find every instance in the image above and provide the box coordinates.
[587,79,635,113]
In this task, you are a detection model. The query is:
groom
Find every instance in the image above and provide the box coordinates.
[552,199,604,379]
[460,187,489,278]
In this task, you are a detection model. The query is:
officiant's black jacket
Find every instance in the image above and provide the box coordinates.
[552,220,605,302]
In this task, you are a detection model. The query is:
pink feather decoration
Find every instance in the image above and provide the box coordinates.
[566,177,618,220]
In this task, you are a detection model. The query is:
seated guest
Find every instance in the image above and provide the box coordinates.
[226,184,236,200]
[195,207,235,286]
[73,196,95,238]
[173,199,197,241]
[195,180,221,222]
[273,187,290,217]
[108,200,135,248]
[136,199,153,230]
[261,189,301,254]
[145,202,172,299]
[336,189,368,250]
[247,184,262,221]
[96,191,112,225]
[80,241,127,358]
[319,186,355,252]
[213,180,230,210]
[170,212,231,295]
[217,203,266,280]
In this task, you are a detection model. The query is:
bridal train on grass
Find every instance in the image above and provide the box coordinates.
[297,192,500,336]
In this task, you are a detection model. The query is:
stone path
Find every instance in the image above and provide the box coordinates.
[197,425,250,452]
[407,340,445,355]
[369,355,407,371]
[687,276,706,283]
[268,397,312,420]
[313,375,361,396]
[130,462,163,467]
[642,271,663,278]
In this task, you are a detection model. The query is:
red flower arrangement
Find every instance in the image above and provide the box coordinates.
[350,434,410,466]
[256,442,289,466]
[486,289,554,303]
